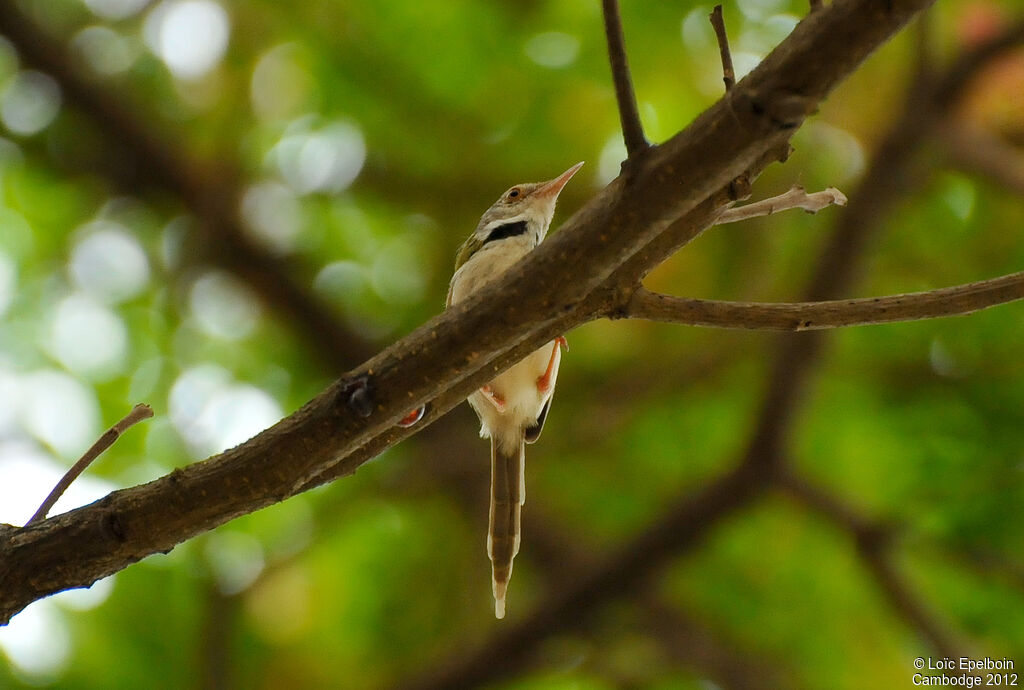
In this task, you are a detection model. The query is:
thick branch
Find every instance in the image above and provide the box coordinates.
[601,0,649,158]
[0,0,936,624]
[623,271,1024,330]
[401,17,1024,688]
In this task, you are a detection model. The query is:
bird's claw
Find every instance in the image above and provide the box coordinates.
[480,385,506,412]
[536,337,565,394]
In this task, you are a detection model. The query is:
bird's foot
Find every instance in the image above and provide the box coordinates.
[536,336,566,394]
[480,385,506,412]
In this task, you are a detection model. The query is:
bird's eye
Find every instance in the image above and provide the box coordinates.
[507,188,521,200]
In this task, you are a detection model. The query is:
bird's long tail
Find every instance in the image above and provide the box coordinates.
[488,432,524,619]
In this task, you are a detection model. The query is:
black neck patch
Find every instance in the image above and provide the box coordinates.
[483,220,528,245]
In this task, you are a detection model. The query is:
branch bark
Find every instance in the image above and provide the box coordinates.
[622,271,1024,330]
[0,0,937,624]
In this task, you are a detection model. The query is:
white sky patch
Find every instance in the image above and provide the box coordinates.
[48,293,129,380]
[70,221,150,303]
[1,71,61,136]
[524,32,580,69]
[189,270,261,340]
[145,0,230,80]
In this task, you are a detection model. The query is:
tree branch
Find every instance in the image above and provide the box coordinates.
[622,271,1024,330]
[709,6,736,92]
[400,15,1024,688]
[0,0,938,624]
[715,185,847,223]
[601,0,649,159]
[27,404,153,525]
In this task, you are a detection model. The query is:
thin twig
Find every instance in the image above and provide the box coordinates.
[709,6,736,91]
[601,0,649,158]
[623,271,1024,330]
[716,185,847,224]
[27,404,153,525]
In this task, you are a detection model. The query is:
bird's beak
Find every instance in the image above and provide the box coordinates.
[535,161,585,199]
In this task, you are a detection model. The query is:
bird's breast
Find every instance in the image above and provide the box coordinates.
[449,236,535,306]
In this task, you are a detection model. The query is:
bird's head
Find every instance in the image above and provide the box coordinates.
[455,162,584,271]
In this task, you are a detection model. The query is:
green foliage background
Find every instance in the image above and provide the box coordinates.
[0,0,1022,688]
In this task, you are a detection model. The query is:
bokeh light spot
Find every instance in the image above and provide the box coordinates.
[0,599,70,682]
[371,236,428,306]
[72,25,140,76]
[272,120,366,195]
[524,32,580,69]
[0,251,16,316]
[241,181,304,253]
[189,270,261,340]
[0,439,116,524]
[250,43,313,121]
[70,222,151,303]
[48,293,129,380]
[204,531,266,595]
[169,365,282,458]
[20,371,100,459]
[145,0,230,80]
[597,133,627,186]
[83,0,151,20]
[1,71,61,136]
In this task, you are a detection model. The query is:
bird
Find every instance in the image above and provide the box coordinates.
[447,161,584,619]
